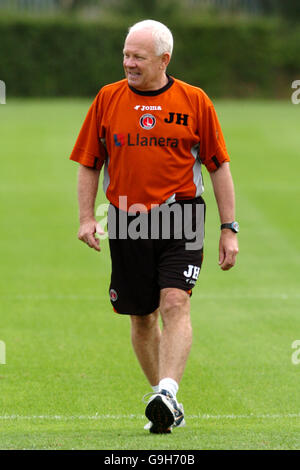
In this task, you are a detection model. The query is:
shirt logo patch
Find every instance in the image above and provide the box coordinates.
[140,114,156,130]
[134,105,162,111]
[114,133,125,147]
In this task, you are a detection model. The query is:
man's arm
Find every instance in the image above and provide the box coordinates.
[77,164,103,252]
[209,162,239,270]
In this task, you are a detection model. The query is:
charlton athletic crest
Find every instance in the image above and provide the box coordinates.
[139,114,156,130]
[110,289,118,302]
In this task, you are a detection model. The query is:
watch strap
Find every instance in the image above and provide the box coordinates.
[220,221,239,233]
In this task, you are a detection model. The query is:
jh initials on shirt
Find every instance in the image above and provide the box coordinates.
[164,112,189,126]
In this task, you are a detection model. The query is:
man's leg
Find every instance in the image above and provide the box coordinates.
[159,287,192,384]
[130,288,192,387]
[130,309,161,387]
[144,287,191,433]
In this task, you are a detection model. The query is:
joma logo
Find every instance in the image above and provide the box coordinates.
[134,105,162,111]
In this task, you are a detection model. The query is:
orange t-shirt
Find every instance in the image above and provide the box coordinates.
[70,76,230,211]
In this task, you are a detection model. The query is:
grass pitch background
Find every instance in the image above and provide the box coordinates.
[0,98,299,449]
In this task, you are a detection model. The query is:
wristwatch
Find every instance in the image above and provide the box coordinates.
[220,221,239,233]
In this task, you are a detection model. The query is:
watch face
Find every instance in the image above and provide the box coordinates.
[232,221,239,233]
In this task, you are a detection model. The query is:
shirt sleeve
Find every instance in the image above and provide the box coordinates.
[69,92,106,170]
[199,94,230,172]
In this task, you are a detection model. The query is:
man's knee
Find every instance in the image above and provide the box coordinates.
[160,288,190,319]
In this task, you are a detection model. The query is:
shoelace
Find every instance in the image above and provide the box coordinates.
[142,389,174,404]
[142,391,158,404]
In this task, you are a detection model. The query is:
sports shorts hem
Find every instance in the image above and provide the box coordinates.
[111,287,192,316]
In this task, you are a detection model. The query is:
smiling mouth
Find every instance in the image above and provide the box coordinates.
[127,71,141,78]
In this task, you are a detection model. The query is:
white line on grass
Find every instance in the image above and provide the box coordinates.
[0,413,299,421]
[1,293,300,300]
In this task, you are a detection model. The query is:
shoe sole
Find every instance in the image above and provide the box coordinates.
[145,396,174,434]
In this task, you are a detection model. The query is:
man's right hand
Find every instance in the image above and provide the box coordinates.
[77,220,105,252]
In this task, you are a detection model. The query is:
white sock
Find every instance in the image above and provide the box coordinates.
[152,384,160,393]
[159,377,179,398]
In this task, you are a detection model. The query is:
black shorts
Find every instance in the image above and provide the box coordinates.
[107,197,206,315]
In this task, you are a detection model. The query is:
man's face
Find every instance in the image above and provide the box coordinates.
[123,30,170,91]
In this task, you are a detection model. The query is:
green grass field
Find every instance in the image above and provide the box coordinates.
[0,98,299,450]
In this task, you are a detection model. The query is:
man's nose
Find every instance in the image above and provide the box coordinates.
[124,57,136,68]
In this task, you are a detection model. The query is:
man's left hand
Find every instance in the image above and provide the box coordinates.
[218,230,239,271]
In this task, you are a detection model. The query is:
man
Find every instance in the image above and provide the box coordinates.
[69,19,239,434]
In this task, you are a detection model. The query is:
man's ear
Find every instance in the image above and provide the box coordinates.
[161,52,171,70]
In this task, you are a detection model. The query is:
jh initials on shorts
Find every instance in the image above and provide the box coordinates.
[183,265,200,280]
